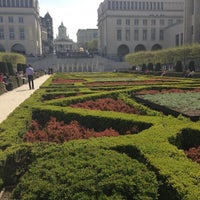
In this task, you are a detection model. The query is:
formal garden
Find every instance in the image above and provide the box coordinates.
[0,71,200,200]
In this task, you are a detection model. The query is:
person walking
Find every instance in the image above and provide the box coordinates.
[26,64,34,90]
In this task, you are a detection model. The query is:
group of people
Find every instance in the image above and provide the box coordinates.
[0,64,35,93]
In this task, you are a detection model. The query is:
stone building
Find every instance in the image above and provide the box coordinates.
[77,29,98,49]
[184,0,200,44]
[40,12,54,55]
[0,0,42,56]
[54,22,76,54]
[97,0,184,60]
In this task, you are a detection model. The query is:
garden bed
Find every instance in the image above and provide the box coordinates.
[170,128,200,164]
[133,89,200,121]
[1,72,200,200]
[70,97,142,114]
[84,78,178,86]
[24,117,141,144]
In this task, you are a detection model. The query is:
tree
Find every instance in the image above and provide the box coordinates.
[85,39,98,52]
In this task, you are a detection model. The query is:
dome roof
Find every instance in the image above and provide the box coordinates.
[59,22,65,28]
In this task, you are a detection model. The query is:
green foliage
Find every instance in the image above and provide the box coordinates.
[0,145,35,186]
[12,145,159,200]
[0,52,26,67]
[170,129,200,150]
[175,61,183,72]
[0,72,200,199]
[125,44,200,69]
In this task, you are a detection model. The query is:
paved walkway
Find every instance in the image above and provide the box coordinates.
[0,75,50,124]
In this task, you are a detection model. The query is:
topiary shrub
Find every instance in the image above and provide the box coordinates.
[12,146,159,200]
[0,145,35,187]
[170,128,200,150]
[0,62,8,74]
[188,61,195,72]
[174,61,183,72]
[7,62,14,75]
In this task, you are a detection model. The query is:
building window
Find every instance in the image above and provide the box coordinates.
[112,1,115,10]
[139,2,141,10]
[150,2,152,10]
[126,29,130,41]
[161,2,164,10]
[176,19,182,23]
[153,2,156,10]
[29,0,33,7]
[131,2,134,10]
[151,28,156,40]
[120,1,123,9]
[143,19,147,26]
[12,0,15,6]
[25,0,29,7]
[7,0,11,6]
[160,30,164,40]
[3,0,6,6]
[16,0,20,7]
[134,19,139,26]
[117,29,122,41]
[168,19,173,26]
[134,29,139,41]
[160,19,165,26]
[0,16,3,23]
[20,0,25,7]
[9,27,15,40]
[180,33,183,45]
[19,27,25,40]
[157,2,160,10]
[116,1,119,9]
[176,34,179,46]
[0,28,4,39]
[192,0,194,14]
[151,19,156,26]
[126,19,130,26]
[127,1,130,10]
[146,2,149,10]
[123,1,126,10]
[143,29,147,40]
[19,17,24,23]
[8,16,14,23]
[117,19,121,25]
[108,1,111,9]
[142,2,145,10]
[135,2,138,10]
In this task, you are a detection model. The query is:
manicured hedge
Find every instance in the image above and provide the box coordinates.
[0,72,200,199]
[12,143,159,200]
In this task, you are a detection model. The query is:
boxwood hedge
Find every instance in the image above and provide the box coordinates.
[0,72,199,200]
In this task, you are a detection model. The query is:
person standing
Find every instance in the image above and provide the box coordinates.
[0,73,7,92]
[25,64,34,90]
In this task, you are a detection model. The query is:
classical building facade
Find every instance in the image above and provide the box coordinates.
[97,0,184,60]
[54,22,76,54]
[0,0,42,56]
[40,12,54,55]
[77,29,98,49]
[184,0,200,44]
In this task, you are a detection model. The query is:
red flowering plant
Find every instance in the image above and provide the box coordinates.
[185,146,200,164]
[24,117,120,144]
[70,97,141,114]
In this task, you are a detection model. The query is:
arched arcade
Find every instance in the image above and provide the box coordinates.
[11,44,26,54]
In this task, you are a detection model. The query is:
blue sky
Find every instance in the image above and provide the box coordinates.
[39,0,103,41]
